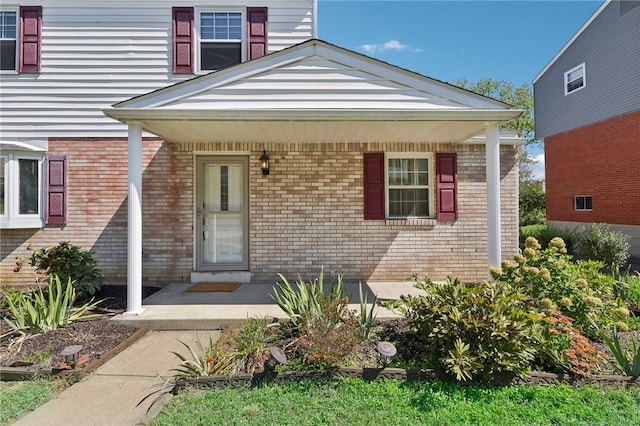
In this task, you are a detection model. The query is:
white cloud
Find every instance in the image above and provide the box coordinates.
[359,40,422,54]
[530,153,545,181]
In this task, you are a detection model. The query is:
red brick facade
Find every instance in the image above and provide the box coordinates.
[545,110,640,225]
[1,140,519,286]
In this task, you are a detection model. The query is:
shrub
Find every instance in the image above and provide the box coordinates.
[271,268,347,330]
[228,317,278,374]
[496,236,620,337]
[535,309,607,375]
[271,268,371,370]
[2,275,101,335]
[519,225,579,255]
[25,241,103,301]
[385,277,542,381]
[576,223,631,272]
[519,182,546,227]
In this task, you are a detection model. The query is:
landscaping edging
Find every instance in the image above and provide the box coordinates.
[0,325,151,381]
[174,367,640,391]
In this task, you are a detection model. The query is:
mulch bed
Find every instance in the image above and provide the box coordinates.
[0,285,160,376]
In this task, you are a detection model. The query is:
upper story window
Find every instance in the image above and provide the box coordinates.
[172,7,267,74]
[0,10,18,71]
[564,63,585,95]
[387,154,432,218]
[0,6,42,73]
[199,11,243,71]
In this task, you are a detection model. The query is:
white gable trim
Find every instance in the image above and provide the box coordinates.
[109,40,512,112]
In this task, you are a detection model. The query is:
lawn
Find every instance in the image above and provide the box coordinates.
[147,378,640,426]
[0,379,68,424]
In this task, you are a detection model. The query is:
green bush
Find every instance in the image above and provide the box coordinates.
[519,225,580,255]
[228,317,278,374]
[519,182,546,227]
[27,241,103,301]
[2,275,101,334]
[576,223,631,272]
[495,236,621,337]
[385,277,542,381]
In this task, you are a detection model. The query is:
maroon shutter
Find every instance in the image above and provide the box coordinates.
[436,153,457,220]
[19,6,42,73]
[172,7,194,74]
[363,152,385,220]
[246,7,267,60]
[46,155,67,225]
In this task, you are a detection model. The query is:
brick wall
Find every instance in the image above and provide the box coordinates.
[1,138,193,286]
[545,110,640,225]
[1,139,519,287]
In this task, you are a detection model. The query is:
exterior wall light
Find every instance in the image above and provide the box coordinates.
[260,150,270,175]
[377,341,397,366]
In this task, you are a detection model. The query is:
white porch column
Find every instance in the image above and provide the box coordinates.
[126,123,144,314]
[485,124,501,272]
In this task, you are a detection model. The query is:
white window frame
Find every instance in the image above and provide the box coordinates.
[385,153,434,219]
[574,195,592,212]
[0,153,45,229]
[196,8,245,73]
[0,8,19,74]
[564,63,586,95]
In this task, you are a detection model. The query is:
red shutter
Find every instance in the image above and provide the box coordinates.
[436,153,457,221]
[246,7,267,60]
[172,7,194,74]
[46,155,67,225]
[19,6,42,73]
[363,152,385,220]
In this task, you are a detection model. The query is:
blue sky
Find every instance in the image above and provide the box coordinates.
[317,0,605,179]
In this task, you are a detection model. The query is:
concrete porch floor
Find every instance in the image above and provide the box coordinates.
[110,281,425,330]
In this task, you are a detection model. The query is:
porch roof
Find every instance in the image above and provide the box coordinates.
[103,39,522,144]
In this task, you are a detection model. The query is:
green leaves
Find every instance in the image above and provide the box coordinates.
[3,275,102,334]
[385,277,541,380]
[601,325,640,376]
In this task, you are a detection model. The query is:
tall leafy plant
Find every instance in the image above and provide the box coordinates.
[3,275,101,334]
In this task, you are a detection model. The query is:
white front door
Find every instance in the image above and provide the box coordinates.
[196,157,248,270]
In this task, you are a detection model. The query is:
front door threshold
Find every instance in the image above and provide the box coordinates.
[191,271,252,284]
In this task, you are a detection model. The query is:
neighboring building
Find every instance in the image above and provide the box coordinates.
[533,0,640,262]
[1,1,523,312]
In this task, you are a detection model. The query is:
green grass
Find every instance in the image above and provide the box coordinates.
[148,379,640,426]
[0,379,67,424]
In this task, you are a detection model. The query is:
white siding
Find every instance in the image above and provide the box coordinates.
[0,0,315,138]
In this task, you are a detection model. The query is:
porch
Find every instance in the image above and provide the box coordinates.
[110,281,423,330]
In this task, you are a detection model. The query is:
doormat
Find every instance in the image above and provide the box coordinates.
[186,282,241,292]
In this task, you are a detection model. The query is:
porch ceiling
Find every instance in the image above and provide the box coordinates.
[106,109,521,144]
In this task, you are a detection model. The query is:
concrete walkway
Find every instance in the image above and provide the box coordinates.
[12,330,221,426]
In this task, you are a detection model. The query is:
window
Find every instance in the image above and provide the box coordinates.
[0,10,17,71]
[199,11,243,71]
[172,7,267,74]
[565,63,585,95]
[574,195,592,211]
[386,154,432,218]
[0,153,44,228]
[363,152,456,221]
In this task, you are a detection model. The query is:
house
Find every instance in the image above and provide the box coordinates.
[1,1,523,314]
[533,0,640,262]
